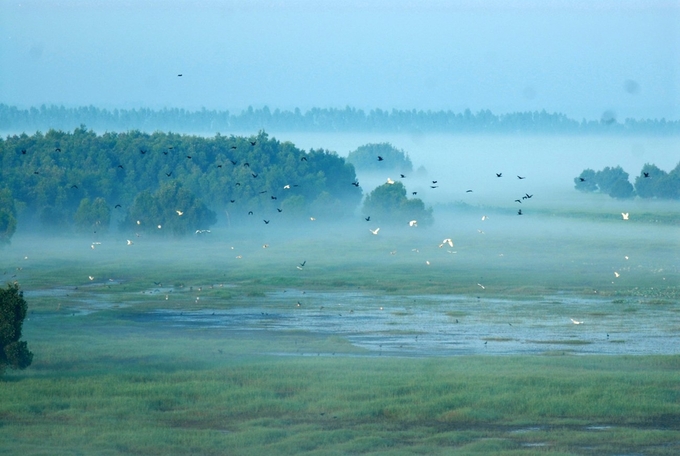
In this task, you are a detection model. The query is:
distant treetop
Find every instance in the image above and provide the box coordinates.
[347,143,413,174]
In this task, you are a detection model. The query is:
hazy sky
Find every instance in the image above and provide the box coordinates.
[2,0,679,120]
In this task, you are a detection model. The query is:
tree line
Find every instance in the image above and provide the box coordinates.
[2,104,679,135]
[0,128,364,242]
[574,163,680,200]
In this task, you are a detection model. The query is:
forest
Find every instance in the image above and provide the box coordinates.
[2,104,680,136]
[574,162,680,200]
[0,128,365,242]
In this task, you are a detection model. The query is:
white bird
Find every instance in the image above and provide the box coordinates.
[310,217,316,221]
[425,260,430,265]
[176,210,184,216]
[262,244,269,248]
[621,212,629,220]
[477,283,485,289]
[571,318,583,325]
[386,177,395,184]
[127,240,134,245]
[88,276,94,281]
[136,220,141,225]
[369,228,380,235]
[441,238,454,248]
[284,184,290,189]
[481,215,488,221]
[614,271,620,278]
[158,225,162,229]
[409,220,417,227]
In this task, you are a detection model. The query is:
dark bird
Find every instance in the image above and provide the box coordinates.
[71,185,78,189]
[496,173,502,177]
[230,200,235,203]
[301,157,308,161]
[235,182,241,186]
[466,189,473,193]
[55,147,61,152]
[168,147,173,150]
[177,74,182,77]
[162,151,168,155]
[524,193,533,199]
[412,192,417,195]
[643,172,650,178]
[432,180,438,184]
[250,141,257,146]
[400,174,406,178]
[115,204,122,208]
[166,172,172,177]
[33,171,39,175]
[351,181,360,187]
[271,196,277,200]
[518,209,523,215]
[299,261,306,267]
[243,162,250,167]
[252,173,258,178]
[118,164,124,169]
[21,149,26,154]
[431,186,438,189]
[186,155,192,159]
[217,164,222,168]
[515,199,522,203]
[377,156,384,161]
[259,190,267,194]
[230,145,237,149]
[365,216,370,221]
[277,208,282,212]
[140,149,146,155]
[263,220,270,224]
[517,175,526,179]
[248,211,253,215]
[579,177,586,182]
[230,160,237,165]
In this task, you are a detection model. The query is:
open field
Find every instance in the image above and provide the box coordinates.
[2,193,680,454]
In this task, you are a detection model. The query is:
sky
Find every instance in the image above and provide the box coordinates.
[1,0,679,120]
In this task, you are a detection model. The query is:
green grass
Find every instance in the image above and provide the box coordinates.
[1,212,680,454]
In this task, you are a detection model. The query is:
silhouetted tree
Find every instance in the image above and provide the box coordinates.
[0,283,33,376]
[347,143,413,173]
[574,169,598,192]
[0,189,17,245]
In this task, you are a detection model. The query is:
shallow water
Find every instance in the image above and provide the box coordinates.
[115,289,680,357]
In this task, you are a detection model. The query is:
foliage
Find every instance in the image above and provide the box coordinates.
[362,181,433,226]
[347,142,413,173]
[0,188,17,245]
[0,283,33,375]
[0,129,362,234]
[576,163,680,200]
[122,181,217,236]
[3,103,680,135]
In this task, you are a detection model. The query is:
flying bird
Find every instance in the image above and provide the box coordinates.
[643,172,650,178]
[400,174,406,178]
[386,178,395,184]
[176,210,184,216]
[496,173,502,177]
[369,228,380,235]
[351,181,360,187]
[579,177,586,182]
[71,185,78,189]
[440,238,454,248]
[55,147,61,152]
[571,318,583,325]
[166,172,172,177]
[115,204,121,208]
[465,189,472,193]
[365,216,370,221]
[515,199,522,203]
[248,211,253,215]
[431,185,439,189]
[621,212,629,220]
[524,193,533,199]
[177,74,182,77]
[301,157,308,161]
[186,155,192,159]
[250,141,257,146]
[127,240,134,245]
[277,208,282,212]
[263,220,270,224]
[409,220,417,227]
[517,175,526,179]
[284,184,291,189]
[517,209,523,215]
[377,156,384,161]
[412,192,417,195]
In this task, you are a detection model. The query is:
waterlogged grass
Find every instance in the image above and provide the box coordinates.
[2,333,680,455]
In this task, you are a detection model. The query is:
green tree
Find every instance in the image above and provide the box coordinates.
[74,197,111,233]
[595,166,630,194]
[634,163,667,199]
[362,181,433,226]
[0,189,17,245]
[347,143,413,173]
[0,283,33,375]
[608,179,635,199]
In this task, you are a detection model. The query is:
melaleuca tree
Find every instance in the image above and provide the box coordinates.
[362,181,433,226]
[0,283,33,375]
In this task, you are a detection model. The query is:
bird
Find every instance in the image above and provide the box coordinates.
[517,175,526,179]
[481,215,488,221]
[248,211,253,215]
[310,217,316,221]
[250,141,257,146]
[243,162,250,167]
[515,199,522,203]
[176,210,184,216]
[524,193,533,199]
[386,178,395,184]
[177,74,182,77]
[230,145,237,150]
[643,172,650,178]
[271,196,277,200]
[477,283,485,289]
[263,220,270,224]
[230,160,237,165]
[252,173,258,178]
[140,149,146,155]
[117,164,124,169]
[21,149,27,154]
[441,238,454,248]
[621,212,629,220]
[400,174,406,178]
[377,156,384,161]
[369,228,380,235]
[431,185,439,189]
[465,189,472,193]
[614,271,620,278]
[230,200,235,203]
[496,173,502,177]
[283,184,291,189]
[351,181,360,187]
[517,209,523,215]
[579,177,586,182]
[365,216,370,221]
[571,318,583,325]
[71,185,78,189]
[127,240,134,245]
[409,220,417,227]
[186,155,192,159]
[412,192,417,195]
[55,147,61,152]
[166,172,172,177]
[277,208,282,212]
[88,276,94,281]
[301,157,308,161]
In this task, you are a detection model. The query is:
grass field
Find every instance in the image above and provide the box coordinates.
[1,205,679,454]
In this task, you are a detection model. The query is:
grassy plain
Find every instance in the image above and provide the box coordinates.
[1,204,679,455]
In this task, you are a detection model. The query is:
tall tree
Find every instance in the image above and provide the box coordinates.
[0,283,33,375]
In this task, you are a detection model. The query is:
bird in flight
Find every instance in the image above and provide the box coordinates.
[621,212,629,220]
[517,175,526,179]
[284,184,291,189]
[465,189,472,193]
[55,147,61,152]
[515,199,522,203]
[71,185,78,189]
[127,240,134,245]
[351,181,360,187]
[140,149,146,155]
[643,172,650,178]
[378,156,384,161]
[301,157,308,161]
[176,210,184,216]
[496,173,502,177]
[365,216,370,221]
[115,204,122,208]
[250,141,257,146]
[440,238,454,248]
[570,318,583,325]
[412,192,417,195]
[263,220,270,224]
[431,185,438,189]
[409,220,417,227]
[400,174,406,178]
[386,178,395,184]
[579,177,586,182]
[177,74,182,77]
[524,193,533,199]
[248,211,253,215]
[166,172,172,177]
[369,228,380,235]
[517,209,523,215]
[271,196,277,200]
[277,208,282,212]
